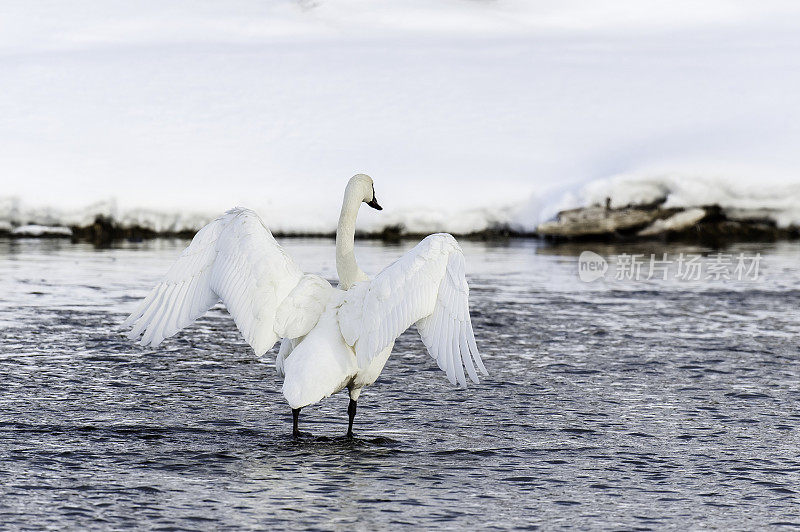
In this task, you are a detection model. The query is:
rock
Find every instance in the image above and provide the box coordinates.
[539,201,800,243]
[537,204,674,239]
[684,219,789,243]
[70,215,117,246]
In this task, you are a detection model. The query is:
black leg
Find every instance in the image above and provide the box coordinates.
[292,408,301,438]
[347,399,357,439]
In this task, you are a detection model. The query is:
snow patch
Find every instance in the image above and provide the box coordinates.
[11,225,72,237]
[638,208,707,237]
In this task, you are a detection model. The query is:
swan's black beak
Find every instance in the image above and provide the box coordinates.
[366,187,382,210]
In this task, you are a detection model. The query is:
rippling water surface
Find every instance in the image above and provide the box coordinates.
[2,237,800,530]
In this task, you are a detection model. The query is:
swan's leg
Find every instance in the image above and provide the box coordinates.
[347,387,362,439]
[292,408,301,438]
[347,399,357,439]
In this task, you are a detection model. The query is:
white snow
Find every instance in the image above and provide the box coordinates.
[638,208,707,237]
[11,225,72,237]
[1,1,799,234]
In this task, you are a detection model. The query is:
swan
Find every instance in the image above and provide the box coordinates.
[124,174,487,437]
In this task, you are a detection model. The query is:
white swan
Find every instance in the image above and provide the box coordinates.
[124,174,487,437]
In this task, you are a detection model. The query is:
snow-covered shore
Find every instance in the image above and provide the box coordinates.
[3,170,800,243]
[2,1,799,241]
[0,196,520,241]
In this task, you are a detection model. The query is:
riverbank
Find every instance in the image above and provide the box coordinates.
[0,215,526,245]
[2,203,797,246]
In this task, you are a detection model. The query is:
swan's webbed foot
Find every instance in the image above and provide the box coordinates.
[346,399,357,439]
[292,408,301,438]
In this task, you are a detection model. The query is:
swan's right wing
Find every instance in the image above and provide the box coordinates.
[124,208,329,355]
[338,233,487,386]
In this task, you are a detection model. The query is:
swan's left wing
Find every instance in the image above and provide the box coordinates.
[124,208,329,355]
[337,233,487,386]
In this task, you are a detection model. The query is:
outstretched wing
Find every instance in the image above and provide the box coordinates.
[124,207,330,355]
[337,233,487,386]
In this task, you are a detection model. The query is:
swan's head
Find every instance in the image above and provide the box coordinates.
[347,173,382,211]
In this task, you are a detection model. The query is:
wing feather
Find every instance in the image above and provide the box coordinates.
[125,208,330,355]
[459,322,479,384]
[337,233,486,386]
[467,318,487,375]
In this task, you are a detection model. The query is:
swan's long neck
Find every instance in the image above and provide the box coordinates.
[336,190,367,290]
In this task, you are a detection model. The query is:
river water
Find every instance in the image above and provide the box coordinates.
[1,236,800,530]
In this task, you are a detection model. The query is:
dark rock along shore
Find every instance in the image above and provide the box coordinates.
[537,198,799,245]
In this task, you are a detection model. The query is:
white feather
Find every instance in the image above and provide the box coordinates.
[337,233,486,387]
[125,208,330,356]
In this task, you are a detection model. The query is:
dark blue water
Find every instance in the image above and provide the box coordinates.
[2,237,800,529]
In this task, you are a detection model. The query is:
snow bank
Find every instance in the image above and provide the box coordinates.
[0,196,513,236]
[0,198,212,235]
[2,1,800,236]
